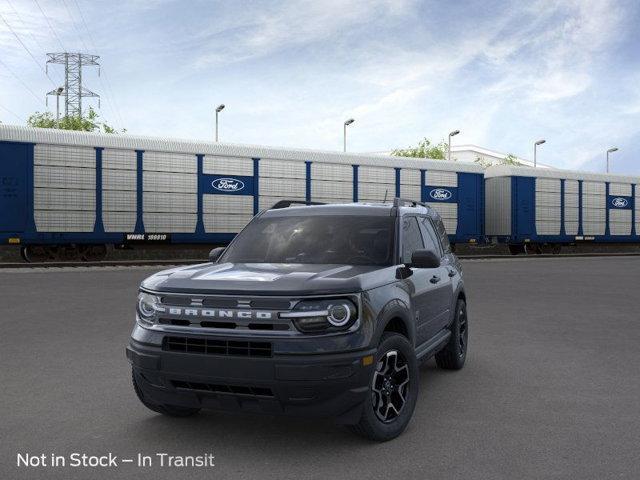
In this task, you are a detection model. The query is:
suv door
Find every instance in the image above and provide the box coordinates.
[418,216,455,333]
[400,216,442,345]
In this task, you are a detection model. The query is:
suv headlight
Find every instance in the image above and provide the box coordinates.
[136,291,163,326]
[281,298,358,333]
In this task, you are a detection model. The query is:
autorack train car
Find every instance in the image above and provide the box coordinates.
[0,125,485,262]
[485,165,640,254]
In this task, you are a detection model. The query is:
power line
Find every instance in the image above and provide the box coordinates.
[60,0,90,52]
[69,0,125,128]
[0,103,24,122]
[5,0,65,86]
[0,57,46,105]
[33,0,66,52]
[0,12,57,88]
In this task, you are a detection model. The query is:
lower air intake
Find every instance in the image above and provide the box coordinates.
[171,380,274,398]
[163,336,272,357]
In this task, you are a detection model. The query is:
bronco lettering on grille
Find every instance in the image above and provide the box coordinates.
[164,307,273,320]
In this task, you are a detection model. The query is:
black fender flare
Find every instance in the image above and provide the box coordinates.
[373,298,415,347]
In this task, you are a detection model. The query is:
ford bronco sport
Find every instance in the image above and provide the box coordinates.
[126,198,469,441]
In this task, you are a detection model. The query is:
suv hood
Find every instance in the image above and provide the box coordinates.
[141,262,396,296]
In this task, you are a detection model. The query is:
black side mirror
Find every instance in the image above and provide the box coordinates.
[410,249,440,268]
[209,247,225,263]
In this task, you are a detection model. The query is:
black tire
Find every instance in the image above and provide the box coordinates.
[351,333,419,442]
[435,299,468,370]
[131,370,200,417]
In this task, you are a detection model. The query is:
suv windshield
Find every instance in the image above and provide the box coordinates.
[220,215,395,266]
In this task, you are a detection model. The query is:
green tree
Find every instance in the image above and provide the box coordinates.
[474,153,523,169]
[503,153,522,166]
[391,138,449,160]
[27,107,124,133]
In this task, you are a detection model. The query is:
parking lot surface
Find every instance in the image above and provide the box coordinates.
[1,257,639,480]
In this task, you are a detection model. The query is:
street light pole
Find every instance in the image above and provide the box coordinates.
[343,118,355,152]
[534,139,546,167]
[606,147,618,173]
[448,130,460,161]
[55,87,64,127]
[215,104,225,142]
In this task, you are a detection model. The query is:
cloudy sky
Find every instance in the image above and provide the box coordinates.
[1,0,639,174]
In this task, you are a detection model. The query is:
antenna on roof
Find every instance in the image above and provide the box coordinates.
[383,189,388,203]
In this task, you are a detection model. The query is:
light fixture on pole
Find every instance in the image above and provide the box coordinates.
[606,147,618,173]
[45,86,65,127]
[215,104,225,142]
[343,118,355,152]
[533,139,546,167]
[55,87,64,127]
[448,130,460,161]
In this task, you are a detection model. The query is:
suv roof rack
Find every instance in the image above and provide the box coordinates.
[270,200,326,209]
[392,197,428,208]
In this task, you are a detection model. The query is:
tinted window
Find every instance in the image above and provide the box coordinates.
[429,213,451,253]
[221,215,395,266]
[401,216,424,264]
[419,217,442,256]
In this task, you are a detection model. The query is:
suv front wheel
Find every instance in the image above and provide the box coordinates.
[351,333,419,441]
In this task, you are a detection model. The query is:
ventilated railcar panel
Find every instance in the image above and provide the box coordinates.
[259,159,306,179]
[203,156,253,176]
[143,151,197,173]
[425,170,457,187]
[311,163,352,181]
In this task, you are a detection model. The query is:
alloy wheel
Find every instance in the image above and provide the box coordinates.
[371,350,410,423]
[458,303,468,355]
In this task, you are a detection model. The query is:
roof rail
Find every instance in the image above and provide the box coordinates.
[270,200,326,209]
[392,197,428,208]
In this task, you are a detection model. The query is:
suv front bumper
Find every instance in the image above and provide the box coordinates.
[126,337,376,424]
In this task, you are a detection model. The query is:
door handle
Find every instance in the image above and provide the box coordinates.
[448,269,457,277]
[430,275,441,284]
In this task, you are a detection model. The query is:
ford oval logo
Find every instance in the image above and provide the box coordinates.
[429,188,452,201]
[212,178,244,192]
[612,197,628,208]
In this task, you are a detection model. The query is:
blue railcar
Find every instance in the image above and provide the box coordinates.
[485,165,640,254]
[0,125,485,261]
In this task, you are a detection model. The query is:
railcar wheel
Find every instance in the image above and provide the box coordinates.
[508,244,524,255]
[79,244,107,262]
[22,245,49,263]
[524,243,541,255]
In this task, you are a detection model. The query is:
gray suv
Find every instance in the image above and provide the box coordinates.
[126,198,469,441]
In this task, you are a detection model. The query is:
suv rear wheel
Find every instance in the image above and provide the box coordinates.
[351,333,419,441]
[132,370,200,417]
[435,298,468,370]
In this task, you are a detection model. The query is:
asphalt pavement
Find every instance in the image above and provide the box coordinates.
[1,257,639,480]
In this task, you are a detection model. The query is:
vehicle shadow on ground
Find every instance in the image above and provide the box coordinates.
[124,359,455,449]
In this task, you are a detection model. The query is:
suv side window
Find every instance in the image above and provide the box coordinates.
[401,216,425,264]
[419,217,442,256]
[429,214,451,254]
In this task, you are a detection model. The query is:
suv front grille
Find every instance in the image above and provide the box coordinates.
[171,380,274,397]
[157,318,290,331]
[163,336,272,357]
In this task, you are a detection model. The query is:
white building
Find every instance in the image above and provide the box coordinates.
[450,144,552,169]
[370,145,553,169]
